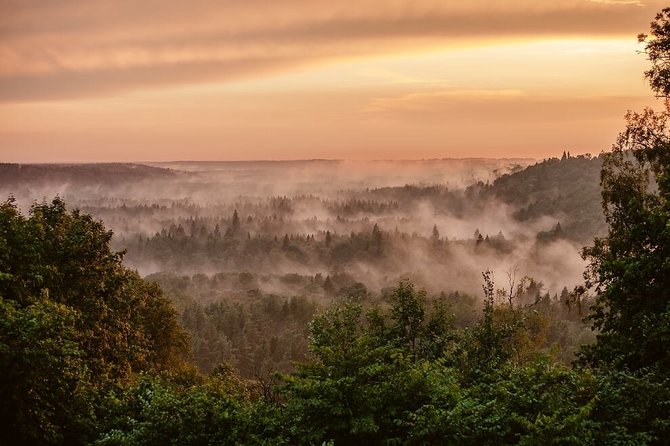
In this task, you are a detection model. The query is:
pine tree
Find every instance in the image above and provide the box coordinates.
[431,224,440,244]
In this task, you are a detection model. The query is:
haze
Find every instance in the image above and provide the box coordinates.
[0,0,665,162]
[0,157,603,299]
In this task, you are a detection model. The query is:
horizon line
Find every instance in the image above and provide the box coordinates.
[2,156,548,165]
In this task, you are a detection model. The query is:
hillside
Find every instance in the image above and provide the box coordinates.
[0,163,176,186]
[489,154,605,243]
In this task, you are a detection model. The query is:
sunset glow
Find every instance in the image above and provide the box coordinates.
[0,0,665,161]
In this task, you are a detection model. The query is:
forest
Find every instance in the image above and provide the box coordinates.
[0,138,602,379]
[1,7,670,446]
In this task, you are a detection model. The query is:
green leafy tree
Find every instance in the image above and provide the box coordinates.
[458,271,519,378]
[94,374,278,446]
[280,283,453,445]
[640,7,670,98]
[407,358,598,446]
[581,10,670,373]
[0,197,188,444]
[388,280,426,354]
[0,298,93,445]
[573,11,670,443]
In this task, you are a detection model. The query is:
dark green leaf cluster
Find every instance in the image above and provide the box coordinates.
[95,372,284,446]
[275,280,597,445]
[581,67,670,375]
[640,8,670,98]
[0,197,189,444]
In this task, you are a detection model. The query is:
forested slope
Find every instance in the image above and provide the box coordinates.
[489,153,605,243]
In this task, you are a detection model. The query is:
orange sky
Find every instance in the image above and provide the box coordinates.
[0,0,666,162]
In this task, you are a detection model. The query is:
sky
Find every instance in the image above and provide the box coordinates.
[0,0,666,162]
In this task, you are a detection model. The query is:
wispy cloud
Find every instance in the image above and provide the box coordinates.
[362,89,526,113]
[362,91,650,122]
[588,0,644,6]
[0,0,663,101]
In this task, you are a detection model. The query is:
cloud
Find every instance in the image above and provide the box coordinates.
[0,56,312,102]
[0,0,664,101]
[588,0,644,5]
[362,90,650,122]
[362,90,527,113]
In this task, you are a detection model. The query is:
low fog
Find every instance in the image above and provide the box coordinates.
[0,157,601,300]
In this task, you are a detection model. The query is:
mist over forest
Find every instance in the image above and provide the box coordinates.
[1,155,603,376]
[0,155,602,299]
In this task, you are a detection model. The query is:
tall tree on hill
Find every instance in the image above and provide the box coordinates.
[581,8,670,372]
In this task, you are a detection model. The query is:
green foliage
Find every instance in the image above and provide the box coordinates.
[640,7,670,99]
[90,274,660,446]
[178,291,316,376]
[457,271,518,376]
[0,197,188,444]
[407,359,598,446]
[278,281,596,445]
[568,10,670,443]
[388,281,426,353]
[590,368,670,445]
[280,284,453,445]
[0,197,188,380]
[489,154,605,243]
[95,374,271,446]
[1,188,660,445]
[0,297,94,445]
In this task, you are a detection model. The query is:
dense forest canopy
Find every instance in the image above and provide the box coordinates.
[2,6,670,446]
[1,153,604,378]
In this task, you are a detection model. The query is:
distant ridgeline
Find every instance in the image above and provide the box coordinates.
[0,156,604,295]
[0,154,604,243]
[0,162,177,186]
